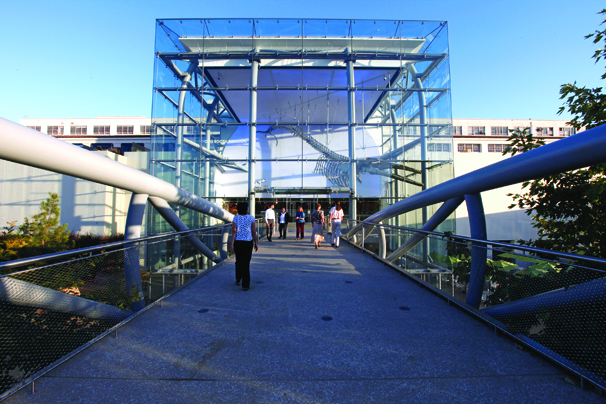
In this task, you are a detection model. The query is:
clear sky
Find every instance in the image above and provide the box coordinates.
[1,0,604,123]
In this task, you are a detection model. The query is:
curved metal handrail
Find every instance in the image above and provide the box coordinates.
[0,224,232,272]
[344,219,606,269]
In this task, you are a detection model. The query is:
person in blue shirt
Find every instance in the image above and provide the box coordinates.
[295,206,305,240]
[231,202,258,291]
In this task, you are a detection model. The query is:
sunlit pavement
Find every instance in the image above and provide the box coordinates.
[7,234,603,403]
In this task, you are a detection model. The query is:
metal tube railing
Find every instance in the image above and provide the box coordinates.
[343,219,606,268]
[0,223,232,272]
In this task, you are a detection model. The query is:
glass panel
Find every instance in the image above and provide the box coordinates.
[152,18,451,229]
[205,19,253,38]
[254,19,302,38]
[351,20,402,54]
[423,22,449,55]
[303,19,351,53]
[155,20,187,53]
[352,20,399,39]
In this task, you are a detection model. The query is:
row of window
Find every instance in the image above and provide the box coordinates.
[453,126,576,137]
[427,143,451,152]
[27,125,152,136]
[457,143,510,153]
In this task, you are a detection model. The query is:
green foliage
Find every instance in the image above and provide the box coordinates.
[504,10,606,258]
[0,193,73,263]
[505,135,606,257]
[20,192,72,250]
[502,127,545,157]
[557,9,606,130]
[436,232,472,284]
[0,222,27,262]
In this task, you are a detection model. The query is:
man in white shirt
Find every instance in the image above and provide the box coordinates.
[265,204,276,242]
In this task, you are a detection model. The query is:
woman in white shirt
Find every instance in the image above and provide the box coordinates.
[329,201,344,248]
[231,202,258,291]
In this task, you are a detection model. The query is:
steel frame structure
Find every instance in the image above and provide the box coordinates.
[151,18,453,229]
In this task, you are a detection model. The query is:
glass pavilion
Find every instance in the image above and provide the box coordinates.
[151,18,453,234]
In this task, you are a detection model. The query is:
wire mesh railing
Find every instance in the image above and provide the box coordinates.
[344,219,606,390]
[0,223,241,400]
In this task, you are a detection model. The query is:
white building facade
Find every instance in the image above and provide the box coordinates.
[8,116,581,240]
[452,118,581,242]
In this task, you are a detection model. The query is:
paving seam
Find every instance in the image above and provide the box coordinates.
[40,372,563,382]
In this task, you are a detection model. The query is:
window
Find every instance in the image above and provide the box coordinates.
[468,126,485,136]
[184,126,199,135]
[117,125,134,135]
[428,143,451,152]
[458,143,481,152]
[404,126,418,136]
[487,144,509,153]
[536,127,554,136]
[491,126,508,136]
[453,126,462,136]
[27,126,41,131]
[70,125,87,135]
[121,143,146,152]
[559,127,576,136]
[90,143,114,151]
[140,125,152,134]
[47,126,64,135]
[94,125,110,135]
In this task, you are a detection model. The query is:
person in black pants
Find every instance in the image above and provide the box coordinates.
[231,202,258,291]
[278,207,291,239]
[295,206,305,240]
[265,203,275,242]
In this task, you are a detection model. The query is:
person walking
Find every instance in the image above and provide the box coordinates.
[329,201,344,248]
[265,203,276,242]
[231,202,258,291]
[295,206,305,240]
[311,203,325,249]
[278,207,291,239]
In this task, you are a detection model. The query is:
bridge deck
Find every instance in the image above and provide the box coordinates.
[7,236,602,403]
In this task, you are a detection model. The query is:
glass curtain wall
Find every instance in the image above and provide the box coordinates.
[151,18,453,234]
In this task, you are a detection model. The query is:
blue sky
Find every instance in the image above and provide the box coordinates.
[1,0,604,123]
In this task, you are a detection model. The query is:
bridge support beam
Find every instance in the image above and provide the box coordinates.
[124,193,149,311]
[148,197,221,263]
[482,277,606,319]
[220,225,230,261]
[464,193,488,309]
[0,277,132,321]
[385,196,464,263]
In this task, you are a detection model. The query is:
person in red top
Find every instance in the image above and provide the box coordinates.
[329,201,344,248]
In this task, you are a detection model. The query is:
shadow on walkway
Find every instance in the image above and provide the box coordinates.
[7,234,602,403]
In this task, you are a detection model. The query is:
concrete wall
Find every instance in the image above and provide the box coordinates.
[453,141,536,242]
[0,151,149,237]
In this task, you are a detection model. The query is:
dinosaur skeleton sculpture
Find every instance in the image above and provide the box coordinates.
[261,125,424,188]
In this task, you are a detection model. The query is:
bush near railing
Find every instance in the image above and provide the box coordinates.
[430,233,606,381]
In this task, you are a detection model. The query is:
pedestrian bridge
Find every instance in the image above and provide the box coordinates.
[3,232,604,404]
[2,120,606,402]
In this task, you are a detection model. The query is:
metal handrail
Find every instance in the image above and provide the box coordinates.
[344,219,606,267]
[0,223,232,271]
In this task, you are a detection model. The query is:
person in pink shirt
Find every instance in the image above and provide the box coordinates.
[329,201,344,248]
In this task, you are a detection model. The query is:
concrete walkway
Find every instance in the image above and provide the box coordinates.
[7,234,603,403]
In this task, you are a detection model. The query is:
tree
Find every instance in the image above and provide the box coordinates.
[19,192,72,250]
[0,193,73,263]
[504,10,606,258]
